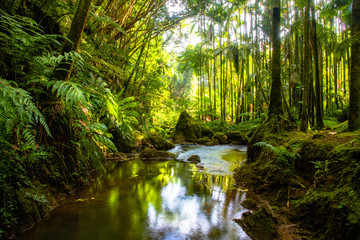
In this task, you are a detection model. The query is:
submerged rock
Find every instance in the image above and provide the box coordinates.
[187,155,200,163]
[139,148,177,161]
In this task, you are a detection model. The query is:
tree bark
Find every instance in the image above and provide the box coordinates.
[349,0,360,131]
[268,0,284,117]
[54,0,92,81]
[311,0,324,129]
[300,0,311,132]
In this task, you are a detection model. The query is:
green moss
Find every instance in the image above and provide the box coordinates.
[172,111,202,142]
[226,131,249,145]
[139,148,177,161]
[145,132,175,150]
[213,132,227,144]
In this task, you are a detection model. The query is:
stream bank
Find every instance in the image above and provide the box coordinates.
[233,130,360,239]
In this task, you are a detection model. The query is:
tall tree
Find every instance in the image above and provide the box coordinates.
[268,0,283,117]
[311,0,324,129]
[300,0,311,132]
[349,0,360,131]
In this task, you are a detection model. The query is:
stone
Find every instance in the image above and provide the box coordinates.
[226,131,249,145]
[145,132,175,150]
[139,148,177,161]
[235,206,277,240]
[187,155,201,163]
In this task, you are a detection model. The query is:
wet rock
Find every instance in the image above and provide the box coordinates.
[235,206,277,240]
[188,155,201,163]
[195,137,211,145]
[139,148,177,161]
[226,131,249,145]
[200,125,214,138]
[196,164,205,170]
[241,198,258,210]
[214,132,227,144]
[145,132,175,150]
[205,139,219,146]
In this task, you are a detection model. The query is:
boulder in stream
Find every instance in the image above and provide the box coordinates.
[226,131,249,145]
[187,155,201,163]
[172,111,214,143]
[214,132,227,144]
[145,132,175,150]
[139,148,177,161]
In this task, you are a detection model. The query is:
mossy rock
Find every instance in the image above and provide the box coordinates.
[214,132,227,144]
[187,155,201,163]
[226,131,249,145]
[200,125,214,138]
[145,132,175,150]
[235,206,277,240]
[139,148,177,161]
[172,111,202,143]
[195,137,211,144]
[110,128,136,153]
[205,139,219,146]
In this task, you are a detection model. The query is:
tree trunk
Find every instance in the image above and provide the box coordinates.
[311,0,324,129]
[268,0,283,117]
[349,0,360,131]
[300,0,311,132]
[54,0,92,81]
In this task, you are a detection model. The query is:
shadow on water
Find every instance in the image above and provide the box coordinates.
[15,145,250,240]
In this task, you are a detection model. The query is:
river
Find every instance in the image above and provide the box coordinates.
[15,145,250,240]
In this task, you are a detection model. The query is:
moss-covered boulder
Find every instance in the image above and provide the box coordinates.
[235,206,277,240]
[214,132,227,144]
[200,125,214,138]
[145,132,175,150]
[172,111,215,143]
[172,111,202,143]
[226,131,249,145]
[195,137,211,145]
[187,155,201,163]
[139,148,177,161]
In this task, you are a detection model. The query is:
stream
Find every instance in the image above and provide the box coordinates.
[15,145,250,240]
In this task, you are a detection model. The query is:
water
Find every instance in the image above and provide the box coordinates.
[15,145,250,240]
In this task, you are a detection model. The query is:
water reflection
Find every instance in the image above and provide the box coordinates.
[15,145,250,240]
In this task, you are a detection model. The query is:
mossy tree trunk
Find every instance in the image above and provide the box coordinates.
[311,0,324,129]
[54,0,92,81]
[300,0,311,132]
[268,0,283,118]
[349,0,360,131]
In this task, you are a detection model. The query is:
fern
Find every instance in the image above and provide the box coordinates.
[253,141,300,170]
[0,78,51,147]
[48,80,87,105]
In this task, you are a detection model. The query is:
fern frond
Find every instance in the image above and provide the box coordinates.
[48,80,87,105]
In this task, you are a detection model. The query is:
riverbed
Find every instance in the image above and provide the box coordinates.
[15,145,250,240]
